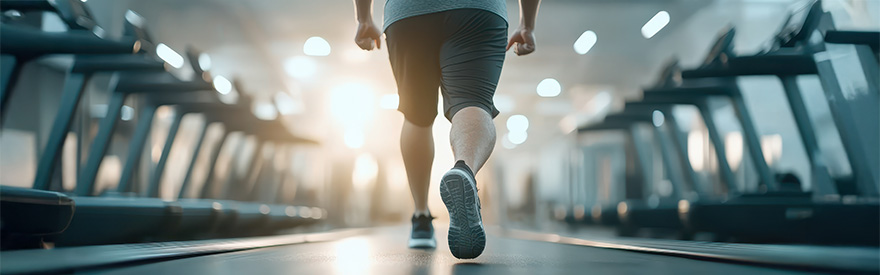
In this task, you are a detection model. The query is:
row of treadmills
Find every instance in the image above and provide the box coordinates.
[0,0,326,250]
[563,0,879,246]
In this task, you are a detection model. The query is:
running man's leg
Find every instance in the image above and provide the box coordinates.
[386,14,443,223]
[441,8,507,174]
[437,9,507,259]
[401,120,439,249]
[400,120,434,214]
[450,107,495,173]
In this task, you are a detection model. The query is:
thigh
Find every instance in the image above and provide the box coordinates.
[439,9,508,121]
[386,16,444,127]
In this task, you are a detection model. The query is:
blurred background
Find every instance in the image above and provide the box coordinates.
[0,0,877,244]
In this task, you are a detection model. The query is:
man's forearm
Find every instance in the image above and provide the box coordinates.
[518,0,540,29]
[354,0,374,23]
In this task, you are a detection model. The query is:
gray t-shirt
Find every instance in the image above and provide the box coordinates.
[383,0,508,31]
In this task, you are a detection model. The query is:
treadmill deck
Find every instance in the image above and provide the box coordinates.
[76,226,829,275]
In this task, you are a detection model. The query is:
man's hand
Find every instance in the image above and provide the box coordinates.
[355,22,382,51]
[506,26,536,56]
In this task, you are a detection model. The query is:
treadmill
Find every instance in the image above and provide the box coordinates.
[681,0,878,197]
[0,0,131,122]
[170,95,322,237]
[566,125,627,226]
[0,1,166,248]
[576,118,647,228]
[612,105,695,237]
[51,44,222,245]
[40,9,243,246]
[576,110,688,237]
[674,0,878,245]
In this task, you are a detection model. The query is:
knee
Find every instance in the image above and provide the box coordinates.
[404,114,435,128]
[451,106,493,121]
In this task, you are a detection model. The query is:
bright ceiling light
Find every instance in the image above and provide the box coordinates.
[506,115,529,133]
[156,43,184,69]
[652,110,665,127]
[253,100,278,120]
[198,53,212,71]
[508,131,528,145]
[212,75,232,95]
[537,78,561,97]
[379,94,399,110]
[284,56,317,79]
[641,11,670,39]
[304,36,331,56]
[274,92,304,115]
[573,30,597,55]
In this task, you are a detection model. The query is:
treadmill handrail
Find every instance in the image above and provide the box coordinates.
[1,0,98,31]
[0,25,140,58]
[824,30,880,48]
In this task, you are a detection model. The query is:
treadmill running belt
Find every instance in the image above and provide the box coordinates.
[82,226,818,275]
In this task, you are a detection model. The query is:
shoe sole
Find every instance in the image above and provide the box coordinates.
[440,169,485,259]
[408,238,437,249]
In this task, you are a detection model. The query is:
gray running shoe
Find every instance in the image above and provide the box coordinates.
[409,213,436,249]
[440,160,485,259]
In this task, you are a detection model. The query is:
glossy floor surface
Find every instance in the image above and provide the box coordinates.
[81,226,823,275]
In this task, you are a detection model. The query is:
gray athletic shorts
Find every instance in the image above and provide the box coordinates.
[385,9,507,126]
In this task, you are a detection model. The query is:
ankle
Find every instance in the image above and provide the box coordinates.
[413,208,431,217]
[453,160,475,177]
